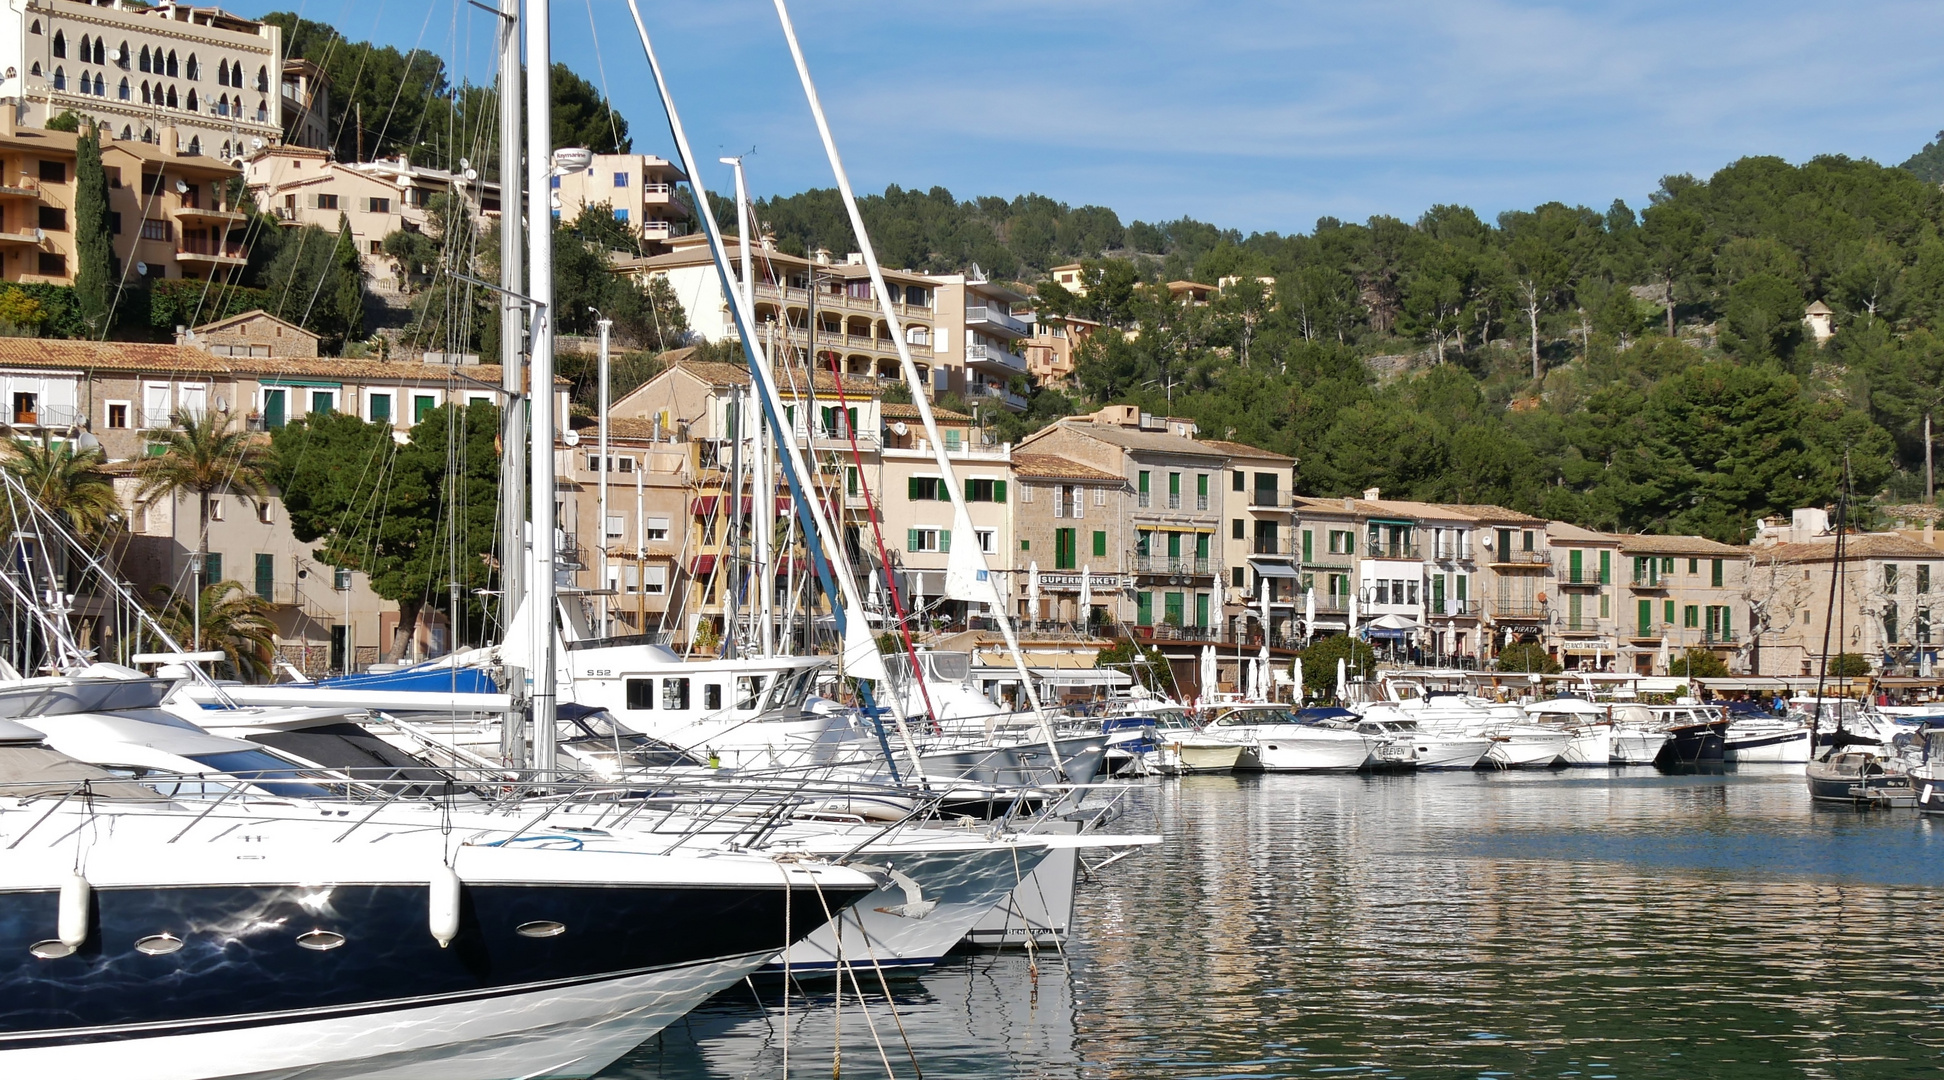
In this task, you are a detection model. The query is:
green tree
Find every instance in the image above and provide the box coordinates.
[1825,652,1872,678]
[136,409,272,633]
[71,122,114,335]
[1094,639,1176,695]
[1496,641,1562,674]
[155,579,278,682]
[1298,634,1377,700]
[1,439,120,541]
[551,63,630,153]
[1672,648,1730,679]
[330,214,365,349]
[1719,272,1804,362]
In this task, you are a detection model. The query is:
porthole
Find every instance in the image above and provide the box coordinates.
[295,929,345,951]
[29,939,73,959]
[134,933,183,956]
[516,920,566,938]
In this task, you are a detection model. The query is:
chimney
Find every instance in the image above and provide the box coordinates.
[812,246,831,266]
[0,102,14,139]
[1363,487,1381,501]
[1343,498,1355,512]
[161,124,179,155]
[846,252,864,266]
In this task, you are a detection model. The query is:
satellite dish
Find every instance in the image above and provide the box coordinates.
[890,421,908,436]
[463,167,477,182]
[562,430,580,446]
[109,49,121,62]
[174,179,188,194]
[459,157,471,171]
[135,261,147,275]
[32,228,43,243]
[551,146,593,173]
[250,136,265,149]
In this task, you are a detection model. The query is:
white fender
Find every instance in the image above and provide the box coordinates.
[430,863,462,947]
[59,872,91,949]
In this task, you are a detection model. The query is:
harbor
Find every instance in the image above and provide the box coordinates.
[615,766,1944,1079]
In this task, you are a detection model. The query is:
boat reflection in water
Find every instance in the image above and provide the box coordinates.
[600,951,1078,1079]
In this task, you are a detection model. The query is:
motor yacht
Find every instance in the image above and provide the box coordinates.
[1205,704,1375,772]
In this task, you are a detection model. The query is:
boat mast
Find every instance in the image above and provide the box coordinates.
[525,0,558,779]
[770,0,1067,777]
[1810,454,1850,753]
[495,0,526,767]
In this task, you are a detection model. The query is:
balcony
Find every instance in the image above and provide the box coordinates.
[1368,540,1423,560]
[177,242,249,267]
[964,305,1030,338]
[1561,617,1602,633]
[1702,630,1739,645]
[0,177,39,200]
[1492,549,1549,566]
[965,342,1029,374]
[174,205,250,226]
[0,229,41,246]
[1630,572,1667,589]
[1558,568,1609,587]
[1492,600,1549,619]
[1133,555,1213,577]
[5,404,82,429]
[1630,622,1666,640]
[1248,489,1292,509]
[272,206,300,224]
[966,382,1028,411]
[1427,598,1474,616]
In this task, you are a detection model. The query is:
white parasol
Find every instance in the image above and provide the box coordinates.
[1336,655,1348,700]
[1027,561,1040,627]
[1293,657,1305,701]
[1078,564,1093,626]
[1200,643,1217,703]
[1304,587,1316,643]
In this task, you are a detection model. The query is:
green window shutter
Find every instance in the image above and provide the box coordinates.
[847,406,858,432]
[1638,599,1652,631]
[1138,470,1150,493]
[1020,539,1030,551]
[1196,533,1209,559]
[1456,574,1468,601]
[940,530,951,553]
[1569,549,1582,581]
[1664,600,1676,624]
[1723,608,1731,636]
[204,552,222,583]
[1168,532,1181,558]
[1711,558,1723,587]
[1232,470,1244,491]
[1569,592,1582,620]
[1196,592,1210,627]
[1600,592,1609,617]
[1136,591,1152,626]
[993,479,1006,503]
[1599,550,1610,584]
[254,553,274,601]
[1302,530,1313,562]
[907,477,922,501]
[263,388,285,429]
[1197,474,1208,497]
[1093,530,1107,557]
[907,528,920,552]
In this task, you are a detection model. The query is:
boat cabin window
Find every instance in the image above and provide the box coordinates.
[185,748,338,799]
[625,678,653,710]
[662,677,690,711]
[736,675,766,710]
[704,683,723,710]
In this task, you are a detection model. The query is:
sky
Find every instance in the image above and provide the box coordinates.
[237,0,1944,236]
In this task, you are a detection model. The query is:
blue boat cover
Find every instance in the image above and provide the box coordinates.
[313,666,500,694]
[1297,706,1357,723]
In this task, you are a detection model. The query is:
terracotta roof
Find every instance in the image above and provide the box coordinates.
[1757,534,1943,563]
[879,402,970,422]
[1547,521,1620,544]
[1434,503,1548,525]
[664,359,884,399]
[191,309,319,340]
[1198,439,1293,463]
[1010,454,1126,483]
[0,338,566,384]
[1290,496,1472,522]
[1040,419,1227,458]
[1613,534,1746,557]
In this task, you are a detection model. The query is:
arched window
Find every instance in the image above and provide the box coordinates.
[53,31,66,59]
[219,140,230,160]
[165,85,176,109]
[118,77,128,101]
[256,98,267,122]
[216,59,228,86]
[142,127,153,144]
[139,45,150,73]
[184,89,197,113]
[93,73,105,96]
[140,81,150,104]
[186,136,200,155]
[29,20,40,36]
[92,39,104,66]
[52,67,64,91]
[80,69,90,94]
[184,54,198,81]
[214,95,226,117]
[256,65,268,92]
[78,36,90,62]
[29,63,40,79]
[118,42,130,70]
[119,125,131,141]
[166,51,177,78]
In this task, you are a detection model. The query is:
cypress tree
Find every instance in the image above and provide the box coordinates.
[330,213,364,351]
[72,122,115,335]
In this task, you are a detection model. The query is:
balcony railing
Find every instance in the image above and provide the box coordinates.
[177,242,248,261]
[1702,630,1739,644]
[4,404,81,428]
[1494,549,1549,565]
[964,305,1030,337]
[1563,617,1601,633]
[1631,572,1667,588]
[1631,622,1666,639]
[1248,490,1292,509]
[1427,598,1474,616]
[965,343,1029,373]
[1252,538,1280,556]
[1492,600,1549,619]
[1369,541,1423,559]
[966,382,1029,411]
[1133,555,1212,576]
[1559,568,1610,585]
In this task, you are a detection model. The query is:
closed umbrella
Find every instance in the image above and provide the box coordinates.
[1200,643,1217,703]
[1078,565,1093,628]
[1336,656,1348,700]
[1347,588,1358,636]
[1304,587,1316,643]
[1027,561,1040,627]
[1658,635,1671,675]
[1293,657,1305,702]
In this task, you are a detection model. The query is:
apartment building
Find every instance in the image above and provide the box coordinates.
[4,2,284,160]
[1615,533,1749,674]
[176,307,317,357]
[0,114,247,286]
[877,404,1013,626]
[549,152,689,247]
[1546,522,1620,667]
[1009,452,1127,629]
[1020,312,1099,387]
[1205,440,1298,642]
[278,58,329,151]
[1016,406,1226,633]
[1441,504,1552,652]
[1746,508,1943,676]
[618,236,1037,410]
[556,416,691,640]
[245,147,500,280]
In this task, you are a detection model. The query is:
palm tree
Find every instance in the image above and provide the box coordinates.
[155,579,277,682]
[135,409,270,640]
[1,438,121,541]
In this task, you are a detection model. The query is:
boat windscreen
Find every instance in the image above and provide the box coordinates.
[0,745,165,799]
[926,651,972,681]
[187,748,340,799]
[249,724,455,795]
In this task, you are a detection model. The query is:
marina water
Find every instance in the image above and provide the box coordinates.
[609,767,1944,1078]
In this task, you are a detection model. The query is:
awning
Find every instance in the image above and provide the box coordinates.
[1368,613,1419,631]
[1367,627,1409,640]
[1248,559,1300,578]
[1033,669,1133,687]
[689,555,718,575]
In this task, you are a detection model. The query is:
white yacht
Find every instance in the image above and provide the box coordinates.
[1206,704,1375,772]
[1352,704,1491,768]
[1522,696,1614,766]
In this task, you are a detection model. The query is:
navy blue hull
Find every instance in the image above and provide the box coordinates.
[1655,721,1728,772]
[0,879,870,1046]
